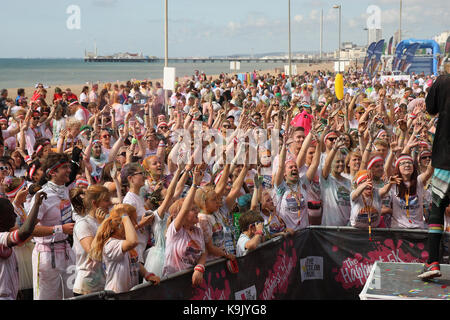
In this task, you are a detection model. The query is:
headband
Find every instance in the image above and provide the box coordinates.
[395,155,413,168]
[68,101,79,107]
[376,130,386,139]
[324,132,338,141]
[355,174,369,186]
[0,118,7,123]
[35,141,50,154]
[419,141,431,149]
[46,160,69,176]
[75,178,89,187]
[420,150,432,158]
[367,156,384,170]
[29,164,36,179]
[214,170,224,185]
[6,180,26,199]
[157,121,168,129]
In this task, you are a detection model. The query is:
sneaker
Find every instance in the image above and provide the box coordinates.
[417,262,442,280]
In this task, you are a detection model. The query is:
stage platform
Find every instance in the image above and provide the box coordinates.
[360,262,450,300]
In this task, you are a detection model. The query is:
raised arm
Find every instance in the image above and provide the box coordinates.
[322,136,345,179]
[296,130,313,169]
[156,167,183,218]
[174,165,204,232]
[225,164,249,210]
[306,131,323,182]
[418,162,434,186]
[7,191,47,248]
[120,214,139,253]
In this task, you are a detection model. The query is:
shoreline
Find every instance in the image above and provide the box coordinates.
[4,62,334,105]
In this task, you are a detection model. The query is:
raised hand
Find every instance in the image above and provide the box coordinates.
[388,175,402,185]
[34,191,48,206]
[94,208,108,223]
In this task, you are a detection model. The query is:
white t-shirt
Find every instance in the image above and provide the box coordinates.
[0,232,19,300]
[74,108,90,125]
[103,238,140,293]
[390,177,425,229]
[274,179,310,231]
[320,174,351,226]
[123,192,150,263]
[73,215,105,294]
[162,222,205,277]
[80,92,88,103]
[197,204,235,260]
[350,190,382,229]
[28,182,72,246]
[236,233,251,257]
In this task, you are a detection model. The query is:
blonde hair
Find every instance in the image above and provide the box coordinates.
[142,155,159,174]
[194,186,216,211]
[83,184,111,215]
[89,204,137,261]
[66,118,82,129]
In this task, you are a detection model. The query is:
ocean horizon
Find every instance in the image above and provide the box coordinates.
[0,58,287,89]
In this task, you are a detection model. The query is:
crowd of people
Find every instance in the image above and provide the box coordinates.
[0,67,449,300]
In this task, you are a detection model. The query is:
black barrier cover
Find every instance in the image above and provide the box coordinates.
[72,227,449,300]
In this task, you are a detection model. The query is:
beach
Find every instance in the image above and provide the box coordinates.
[4,61,334,105]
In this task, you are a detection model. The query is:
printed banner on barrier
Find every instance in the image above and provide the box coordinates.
[74,228,448,300]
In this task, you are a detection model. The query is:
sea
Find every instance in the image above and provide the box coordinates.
[0,59,287,89]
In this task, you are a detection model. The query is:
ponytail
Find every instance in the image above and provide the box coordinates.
[89,215,121,261]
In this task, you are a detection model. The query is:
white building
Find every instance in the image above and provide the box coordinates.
[434,31,450,45]
[368,28,382,45]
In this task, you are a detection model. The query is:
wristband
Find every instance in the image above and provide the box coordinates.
[144,272,156,281]
[194,264,205,273]
[53,225,63,235]
[24,155,32,163]
[121,214,128,219]
[131,138,138,145]
[192,184,200,189]
[255,230,263,236]
[9,229,23,245]
[136,133,144,140]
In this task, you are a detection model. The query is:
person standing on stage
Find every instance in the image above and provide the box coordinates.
[418,75,450,280]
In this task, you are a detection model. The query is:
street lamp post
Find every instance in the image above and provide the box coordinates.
[399,0,402,43]
[363,27,369,47]
[164,0,169,115]
[333,4,341,71]
[288,0,292,77]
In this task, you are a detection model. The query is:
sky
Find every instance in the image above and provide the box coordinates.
[0,0,448,58]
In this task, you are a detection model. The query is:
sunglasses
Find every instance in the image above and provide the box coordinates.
[399,161,413,167]
[33,117,40,120]
[421,156,431,160]
[327,137,337,142]
[0,166,9,171]
[223,125,231,129]
[119,152,127,157]
[102,134,111,138]
[159,126,168,130]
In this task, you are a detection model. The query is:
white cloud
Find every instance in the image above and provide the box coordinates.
[294,14,303,23]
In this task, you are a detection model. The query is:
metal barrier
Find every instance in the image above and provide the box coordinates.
[70,227,449,300]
